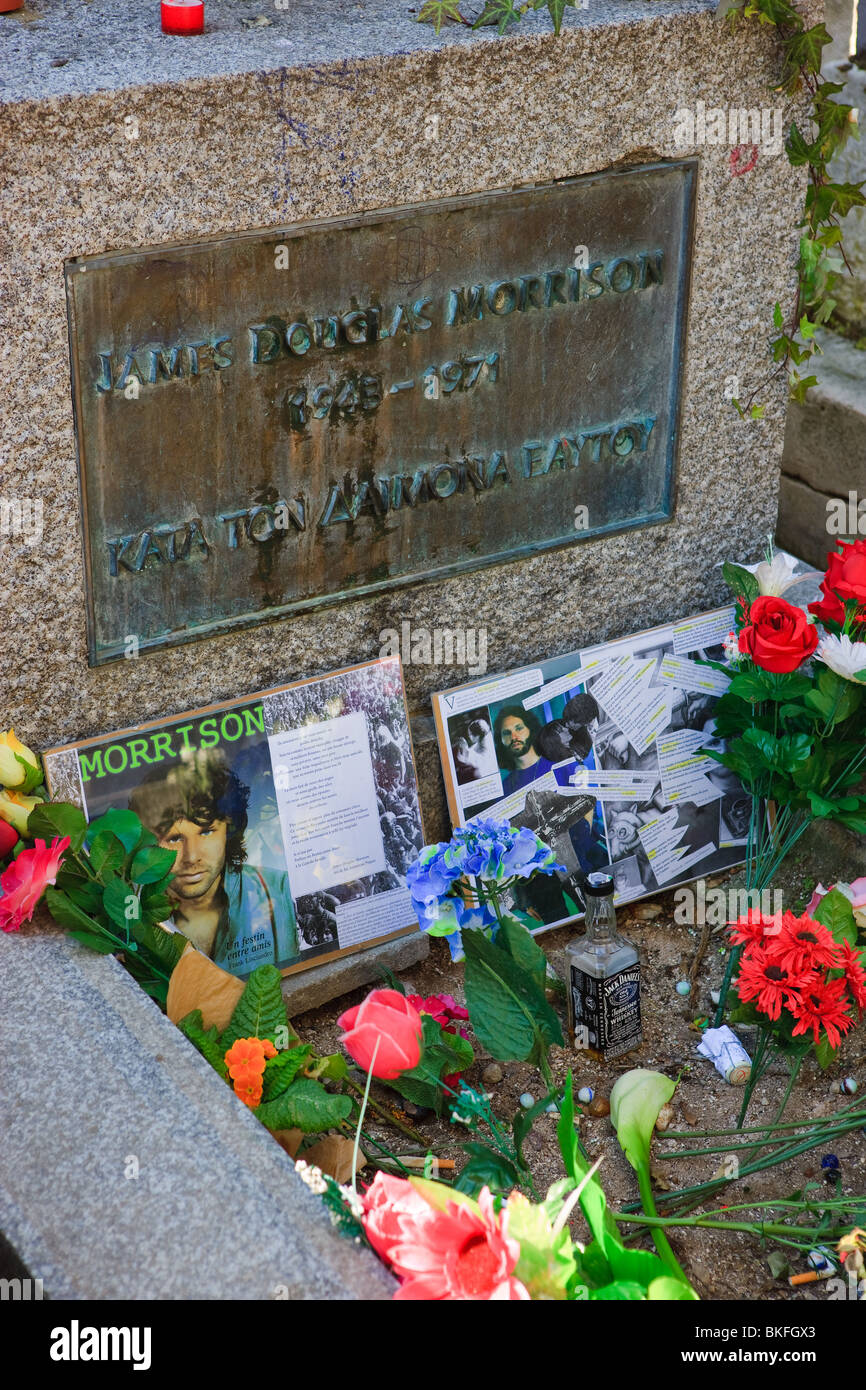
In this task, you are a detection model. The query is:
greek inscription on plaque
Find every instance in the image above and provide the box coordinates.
[65,161,696,665]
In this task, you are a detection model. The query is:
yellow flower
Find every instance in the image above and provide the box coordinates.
[0,729,39,790]
[0,789,41,835]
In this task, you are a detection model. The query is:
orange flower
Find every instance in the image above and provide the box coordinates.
[262,1039,278,1058]
[224,1037,267,1081]
[234,1076,263,1109]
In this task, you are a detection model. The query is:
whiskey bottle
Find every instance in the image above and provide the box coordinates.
[567,872,642,1062]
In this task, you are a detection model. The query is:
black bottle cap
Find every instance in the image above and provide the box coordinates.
[583,872,615,898]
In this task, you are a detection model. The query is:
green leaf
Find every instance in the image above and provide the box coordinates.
[545,0,573,35]
[610,1069,676,1175]
[507,1193,576,1298]
[86,809,146,854]
[386,1014,472,1114]
[648,1275,701,1300]
[130,845,177,884]
[462,927,563,1064]
[813,887,857,947]
[256,1077,352,1133]
[221,964,288,1049]
[556,1073,582,1184]
[303,1051,348,1082]
[88,830,127,879]
[177,1009,228,1078]
[495,913,549,995]
[27,801,88,851]
[103,876,137,929]
[129,918,188,972]
[453,1143,521,1196]
[67,929,117,955]
[723,561,759,604]
[43,886,111,939]
[814,1033,838,1070]
[473,0,522,32]
[261,1045,312,1101]
[417,0,464,33]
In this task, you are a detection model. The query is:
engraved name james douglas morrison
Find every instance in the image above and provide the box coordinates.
[96,250,664,578]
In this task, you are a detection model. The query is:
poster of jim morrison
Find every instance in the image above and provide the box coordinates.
[431,607,750,932]
[42,658,425,978]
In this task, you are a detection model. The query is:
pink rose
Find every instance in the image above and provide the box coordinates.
[337,988,423,1079]
[0,836,70,933]
[361,1171,437,1264]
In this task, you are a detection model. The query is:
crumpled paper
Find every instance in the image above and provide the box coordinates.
[166,945,245,1032]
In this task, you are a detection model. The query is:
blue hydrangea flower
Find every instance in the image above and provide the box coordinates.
[406,818,563,958]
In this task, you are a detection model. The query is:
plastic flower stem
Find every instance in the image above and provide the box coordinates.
[338,1123,414,1178]
[662,1101,866,1138]
[622,1114,866,1215]
[341,1078,427,1144]
[634,1159,691,1283]
[614,1212,835,1243]
[735,1028,771,1129]
[351,1036,380,1197]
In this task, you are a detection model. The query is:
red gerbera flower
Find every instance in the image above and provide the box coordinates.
[729,909,780,950]
[837,940,866,1014]
[771,913,841,977]
[735,946,806,1022]
[789,976,855,1050]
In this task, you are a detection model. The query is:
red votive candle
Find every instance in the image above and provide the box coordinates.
[161,0,204,34]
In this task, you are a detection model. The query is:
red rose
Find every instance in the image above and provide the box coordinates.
[0,819,18,861]
[0,836,70,933]
[338,988,423,1079]
[809,539,866,627]
[738,596,818,674]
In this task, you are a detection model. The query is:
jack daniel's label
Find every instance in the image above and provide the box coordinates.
[570,965,641,1060]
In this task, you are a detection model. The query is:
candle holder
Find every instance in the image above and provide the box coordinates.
[161,0,204,34]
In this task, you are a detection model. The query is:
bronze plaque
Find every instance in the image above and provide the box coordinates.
[65,161,696,665]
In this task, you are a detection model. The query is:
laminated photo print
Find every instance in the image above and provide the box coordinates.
[42,657,424,978]
[432,606,748,932]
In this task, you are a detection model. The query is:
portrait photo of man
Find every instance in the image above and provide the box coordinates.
[129,747,298,977]
[493,705,554,796]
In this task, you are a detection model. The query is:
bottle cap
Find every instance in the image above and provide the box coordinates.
[583,872,614,897]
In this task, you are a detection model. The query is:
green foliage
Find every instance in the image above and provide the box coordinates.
[256,1078,352,1133]
[417,0,464,33]
[554,1076,698,1299]
[178,1010,229,1078]
[221,965,288,1049]
[386,1013,474,1114]
[813,887,857,948]
[723,561,759,606]
[261,1045,312,1101]
[462,924,563,1068]
[609,1069,693,1285]
[27,800,88,852]
[37,801,185,1008]
[453,1141,522,1196]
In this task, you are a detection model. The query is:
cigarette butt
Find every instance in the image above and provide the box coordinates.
[381,1155,456,1171]
[788,1269,831,1286]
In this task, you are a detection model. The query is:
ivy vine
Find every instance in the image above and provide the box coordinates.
[417,0,865,414]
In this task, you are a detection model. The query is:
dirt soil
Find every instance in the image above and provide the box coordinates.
[292,827,866,1301]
